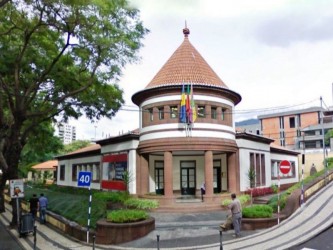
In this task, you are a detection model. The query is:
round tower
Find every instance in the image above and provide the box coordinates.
[132,27,242,204]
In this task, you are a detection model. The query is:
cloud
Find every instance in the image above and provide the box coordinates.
[255,2,333,47]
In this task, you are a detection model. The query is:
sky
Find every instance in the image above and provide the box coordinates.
[71,0,333,141]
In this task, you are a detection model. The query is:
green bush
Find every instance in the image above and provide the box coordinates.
[267,193,288,213]
[242,205,273,218]
[93,191,128,203]
[222,194,251,207]
[107,209,148,223]
[124,198,159,210]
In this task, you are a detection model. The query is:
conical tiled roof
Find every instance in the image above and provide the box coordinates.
[145,27,229,89]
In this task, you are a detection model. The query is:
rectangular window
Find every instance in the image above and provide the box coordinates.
[221,108,226,120]
[279,116,284,129]
[72,164,78,181]
[148,108,153,121]
[158,107,164,120]
[170,106,178,118]
[211,107,217,119]
[60,165,65,181]
[289,117,295,128]
[92,164,100,181]
[197,105,205,118]
[249,152,266,187]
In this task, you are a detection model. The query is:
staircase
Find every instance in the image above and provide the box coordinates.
[155,197,223,213]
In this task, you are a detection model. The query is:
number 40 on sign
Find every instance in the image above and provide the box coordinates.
[78,172,92,187]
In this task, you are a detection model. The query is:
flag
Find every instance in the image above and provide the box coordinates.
[190,83,197,122]
[186,84,192,123]
[179,83,187,123]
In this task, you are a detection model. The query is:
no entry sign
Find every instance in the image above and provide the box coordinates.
[279,160,291,174]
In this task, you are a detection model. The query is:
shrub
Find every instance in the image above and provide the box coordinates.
[244,187,275,197]
[222,194,251,207]
[93,191,128,203]
[267,193,288,213]
[107,209,148,223]
[242,205,273,218]
[124,198,159,210]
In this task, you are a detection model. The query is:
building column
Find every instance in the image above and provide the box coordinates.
[128,149,136,194]
[164,151,173,197]
[204,150,214,200]
[227,151,240,194]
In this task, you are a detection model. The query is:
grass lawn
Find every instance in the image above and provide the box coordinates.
[24,185,106,228]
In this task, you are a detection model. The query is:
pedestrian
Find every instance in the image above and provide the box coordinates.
[39,193,48,224]
[29,194,39,220]
[228,193,242,237]
[200,182,205,201]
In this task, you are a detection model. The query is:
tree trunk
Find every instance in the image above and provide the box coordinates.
[1,134,23,227]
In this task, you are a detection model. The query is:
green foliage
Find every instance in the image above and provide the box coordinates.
[222,194,250,207]
[93,191,128,203]
[18,121,64,177]
[0,0,148,187]
[324,129,333,146]
[106,209,148,223]
[24,185,106,228]
[122,170,133,193]
[271,184,278,194]
[267,194,288,213]
[124,198,159,210]
[247,168,256,188]
[242,205,273,218]
[60,140,92,155]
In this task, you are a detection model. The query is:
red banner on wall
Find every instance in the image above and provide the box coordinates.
[101,180,127,191]
[103,154,127,162]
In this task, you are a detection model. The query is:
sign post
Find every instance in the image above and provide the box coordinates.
[9,179,25,228]
[278,160,291,224]
[77,171,92,243]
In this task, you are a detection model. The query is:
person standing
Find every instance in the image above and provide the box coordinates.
[29,194,39,220]
[200,182,205,201]
[228,193,242,237]
[39,193,48,224]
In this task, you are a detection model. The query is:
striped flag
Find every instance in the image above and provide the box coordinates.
[179,83,187,123]
[186,84,192,123]
[190,83,197,122]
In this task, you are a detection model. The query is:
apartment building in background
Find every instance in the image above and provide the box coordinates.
[55,123,76,144]
[258,107,323,150]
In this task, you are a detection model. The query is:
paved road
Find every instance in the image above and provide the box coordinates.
[0,219,24,250]
[290,225,333,250]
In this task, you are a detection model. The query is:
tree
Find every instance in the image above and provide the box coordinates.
[18,121,63,178]
[0,0,9,8]
[0,0,148,226]
[324,129,333,147]
[60,140,92,154]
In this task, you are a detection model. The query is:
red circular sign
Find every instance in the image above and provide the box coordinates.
[279,160,291,174]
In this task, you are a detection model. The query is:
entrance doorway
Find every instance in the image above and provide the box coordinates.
[155,161,164,195]
[180,161,196,195]
[213,160,222,193]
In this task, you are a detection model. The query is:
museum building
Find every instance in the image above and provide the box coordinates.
[56,27,299,206]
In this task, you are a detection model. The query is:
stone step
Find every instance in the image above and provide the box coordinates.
[155,203,222,213]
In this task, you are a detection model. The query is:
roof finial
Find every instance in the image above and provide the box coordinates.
[183,20,190,37]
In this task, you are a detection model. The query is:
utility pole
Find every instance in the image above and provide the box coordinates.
[320,97,327,185]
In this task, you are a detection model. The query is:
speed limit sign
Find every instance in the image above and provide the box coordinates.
[78,171,92,187]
